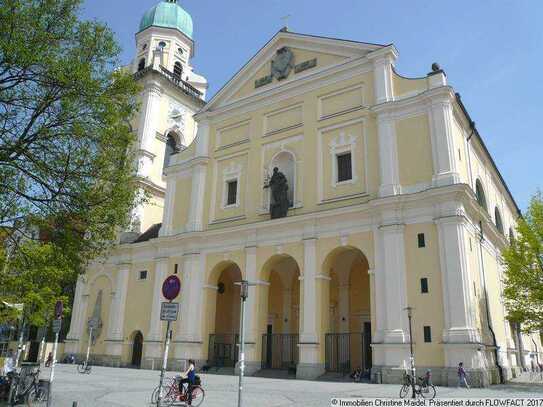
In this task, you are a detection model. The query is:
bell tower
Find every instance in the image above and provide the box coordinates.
[123,0,207,240]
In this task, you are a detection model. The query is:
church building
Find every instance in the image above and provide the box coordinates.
[64,0,542,386]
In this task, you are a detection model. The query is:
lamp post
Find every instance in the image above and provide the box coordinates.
[234,280,256,407]
[405,306,416,399]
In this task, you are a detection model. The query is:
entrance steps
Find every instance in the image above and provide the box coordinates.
[318,372,370,383]
[253,369,296,380]
[202,366,235,375]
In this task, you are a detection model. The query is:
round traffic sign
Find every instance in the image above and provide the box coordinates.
[162,275,181,301]
[55,300,63,319]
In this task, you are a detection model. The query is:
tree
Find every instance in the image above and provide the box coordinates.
[0,0,141,268]
[502,192,543,332]
[0,0,142,324]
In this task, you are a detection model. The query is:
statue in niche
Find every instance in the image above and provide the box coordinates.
[264,167,289,219]
[88,289,103,344]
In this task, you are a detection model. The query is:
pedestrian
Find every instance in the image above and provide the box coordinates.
[45,352,53,367]
[457,362,470,389]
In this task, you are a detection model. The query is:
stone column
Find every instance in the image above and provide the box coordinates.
[144,257,169,368]
[377,113,401,197]
[242,246,260,375]
[174,253,206,367]
[297,237,324,379]
[428,94,460,187]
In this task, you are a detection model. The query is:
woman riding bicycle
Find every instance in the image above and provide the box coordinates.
[178,359,196,404]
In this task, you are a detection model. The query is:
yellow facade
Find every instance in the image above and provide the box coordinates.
[65,25,541,387]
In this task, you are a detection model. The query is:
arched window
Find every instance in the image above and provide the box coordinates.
[173,62,183,80]
[475,179,487,211]
[508,227,515,244]
[137,58,145,72]
[163,133,179,171]
[494,207,504,234]
[270,151,295,208]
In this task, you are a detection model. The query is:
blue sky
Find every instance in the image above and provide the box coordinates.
[81,0,542,210]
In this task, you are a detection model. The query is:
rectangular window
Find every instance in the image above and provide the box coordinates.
[417,233,425,248]
[138,270,148,280]
[337,152,352,182]
[420,278,429,293]
[174,264,178,274]
[226,180,238,206]
[423,326,432,343]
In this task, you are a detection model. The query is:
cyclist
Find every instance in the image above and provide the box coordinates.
[178,359,196,404]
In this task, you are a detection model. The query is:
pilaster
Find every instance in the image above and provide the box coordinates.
[185,164,207,232]
[428,95,460,187]
[147,258,169,342]
[367,46,397,104]
[377,113,401,197]
[160,173,177,236]
[435,214,479,344]
[108,264,130,341]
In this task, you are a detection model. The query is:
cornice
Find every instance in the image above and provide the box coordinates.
[106,183,511,264]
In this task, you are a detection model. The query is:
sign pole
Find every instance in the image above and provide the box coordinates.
[85,327,93,368]
[237,282,247,407]
[157,315,172,407]
[157,275,181,407]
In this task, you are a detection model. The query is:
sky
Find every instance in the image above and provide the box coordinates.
[81,0,542,211]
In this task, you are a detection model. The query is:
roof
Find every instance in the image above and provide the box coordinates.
[133,223,162,243]
[139,1,193,39]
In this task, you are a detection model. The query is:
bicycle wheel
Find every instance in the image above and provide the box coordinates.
[419,384,436,399]
[26,386,48,407]
[150,386,169,405]
[190,386,205,407]
[399,384,410,398]
[161,387,178,407]
[85,366,92,375]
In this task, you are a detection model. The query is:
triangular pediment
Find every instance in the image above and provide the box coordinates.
[200,31,385,113]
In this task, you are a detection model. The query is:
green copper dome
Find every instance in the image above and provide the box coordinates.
[139,0,193,39]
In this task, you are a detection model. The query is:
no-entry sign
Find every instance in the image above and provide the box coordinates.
[162,275,181,301]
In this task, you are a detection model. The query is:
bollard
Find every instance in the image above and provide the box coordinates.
[73,402,78,407]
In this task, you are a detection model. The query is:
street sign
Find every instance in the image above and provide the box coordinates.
[52,319,62,333]
[162,275,181,301]
[55,300,63,319]
[160,302,179,321]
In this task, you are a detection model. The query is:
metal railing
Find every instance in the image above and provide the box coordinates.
[261,333,299,370]
[208,333,239,368]
[133,65,205,105]
[325,332,372,376]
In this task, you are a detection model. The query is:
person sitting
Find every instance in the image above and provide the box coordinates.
[178,359,196,403]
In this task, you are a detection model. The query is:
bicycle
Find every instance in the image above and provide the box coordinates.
[77,361,92,374]
[399,371,436,399]
[8,367,48,407]
[151,375,205,406]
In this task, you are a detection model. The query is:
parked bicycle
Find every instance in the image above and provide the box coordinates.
[77,361,92,374]
[8,366,48,407]
[399,370,436,399]
[151,375,205,406]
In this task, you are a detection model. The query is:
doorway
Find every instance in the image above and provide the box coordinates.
[131,331,143,368]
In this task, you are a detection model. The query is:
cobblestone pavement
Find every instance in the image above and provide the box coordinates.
[36,365,543,407]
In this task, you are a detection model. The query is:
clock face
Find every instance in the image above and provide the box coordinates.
[168,102,186,131]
